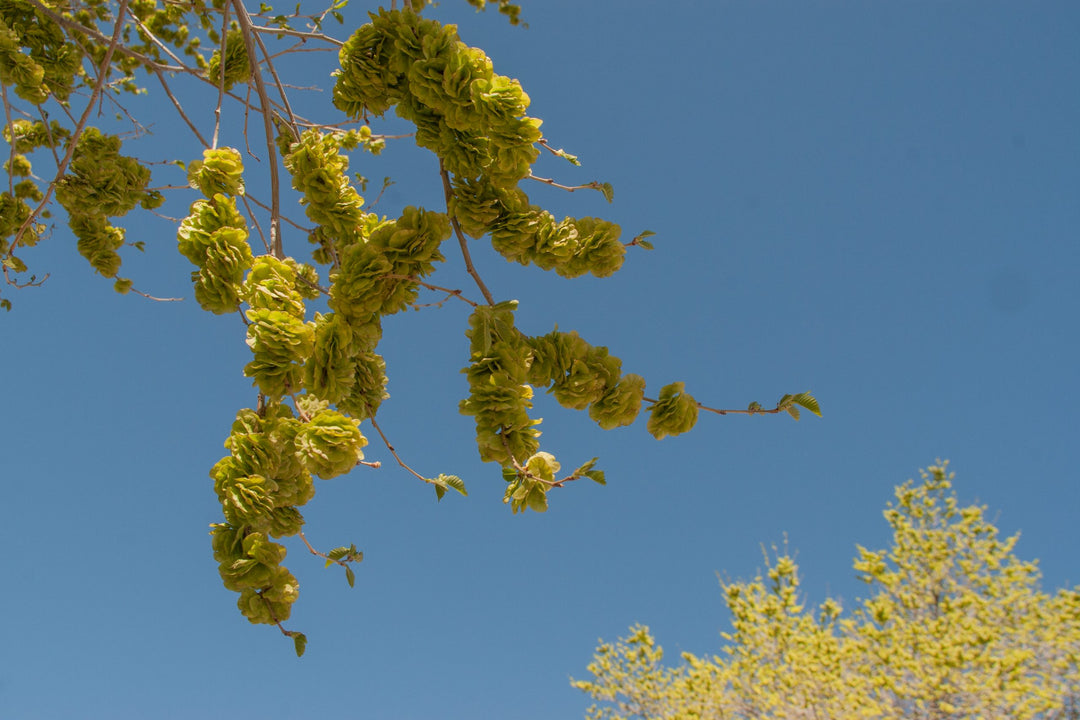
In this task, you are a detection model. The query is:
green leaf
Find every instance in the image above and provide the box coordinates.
[113,278,133,294]
[0,299,11,311]
[785,404,800,421]
[747,401,763,412]
[585,469,606,485]
[572,457,598,476]
[637,240,654,250]
[599,182,614,203]
[431,473,467,500]
[526,486,548,513]
[554,148,580,166]
[2,256,26,272]
[791,391,822,417]
[292,632,307,657]
[345,565,355,588]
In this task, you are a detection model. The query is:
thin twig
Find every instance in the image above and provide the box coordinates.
[252,23,298,132]
[239,195,273,254]
[150,69,211,147]
[243,192,310,233]
[385,274,478,308]
[130,287,183,302]
[297,531,347,566]
[528,173,603,194]
[212,2,231,149]
[35,106,63,168]
[439,161,495,306]
[642,396,787,417]
[365,409,430,484]
[249,24,344,47]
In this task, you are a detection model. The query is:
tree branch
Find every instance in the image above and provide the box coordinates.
[231,0,283,258]
[439,161,495,306]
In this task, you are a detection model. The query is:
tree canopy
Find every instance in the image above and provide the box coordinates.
[574,462,1080,719]
[0,0,820,653]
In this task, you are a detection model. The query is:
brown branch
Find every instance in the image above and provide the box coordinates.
[239,195,273,254]
[130,287,182,302]
[1,84,15,195]
[385,274,479,308]
[231,0,283,258]
[365,409,434,486]
[439,161,495,306]
[249,23,344,47]
[251,25,298,133]
[212,2,231,149]
[528,173,603,194]
[152,68,209,147]
[643,396,787,417]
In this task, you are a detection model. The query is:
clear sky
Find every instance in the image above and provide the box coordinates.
[3,1,1078,718]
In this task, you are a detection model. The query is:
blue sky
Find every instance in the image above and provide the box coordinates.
[3,1,1078,717]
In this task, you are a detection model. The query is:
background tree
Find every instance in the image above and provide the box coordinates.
[0,0,819,653]
[574,462,1080,719]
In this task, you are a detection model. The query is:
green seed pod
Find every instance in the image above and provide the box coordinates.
[243,255,306,318]
[303,313,356,404]
[588,373,646,430]
[338,351,389,421]
[217,474,278,528]
[206,29,250,91]
[187,147,245,197]
[646,382,699,440]
[295,409,367,479]
[244,309,315,397]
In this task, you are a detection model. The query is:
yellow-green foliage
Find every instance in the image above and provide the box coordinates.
[574,462,1080,719]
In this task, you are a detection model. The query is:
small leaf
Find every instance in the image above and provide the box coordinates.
[637,240,654,250]
[441,474,467,496]
[554,148,580,166]
[526,486,548,513]
[345,566,355,588]
[571,457,598,477]
[434,484,446,501]
[113,278,133,294]
[785,405,800,421]
[599,182,614,203]
[747,401,763,412]
[292,632,307,657]
[791,391,822,417]
[585,469,606,485]
[0,299,11,311]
